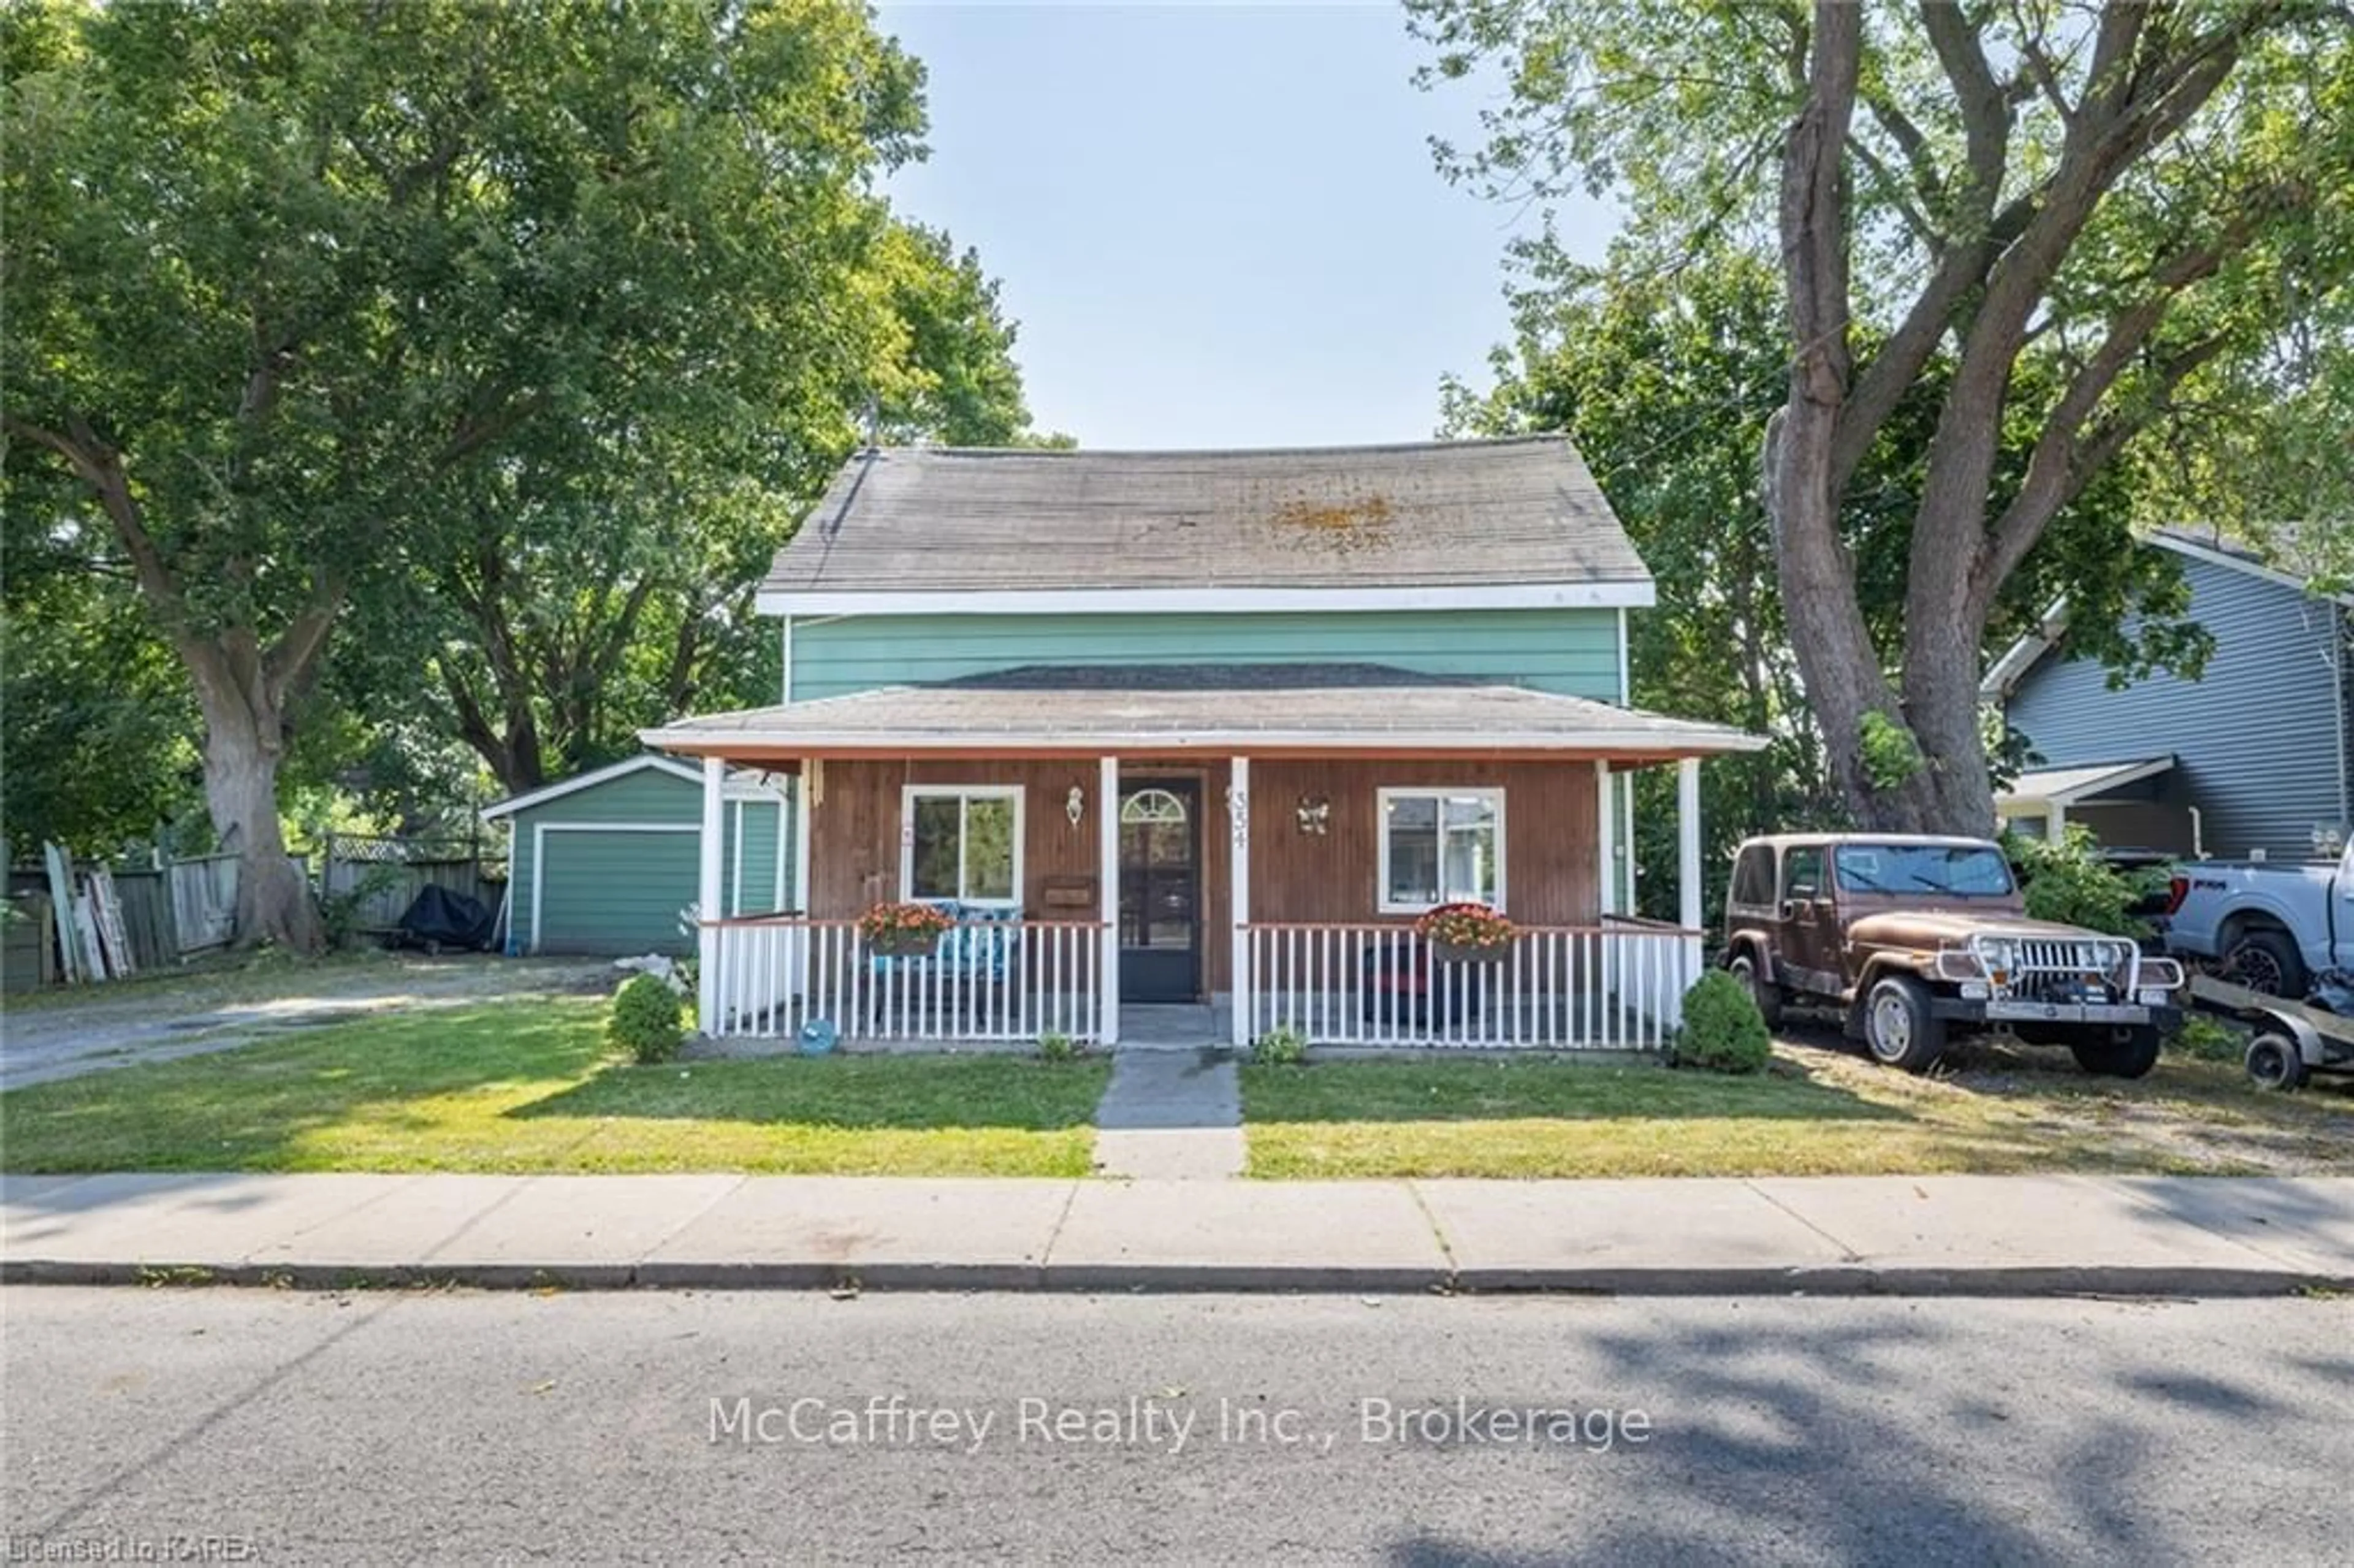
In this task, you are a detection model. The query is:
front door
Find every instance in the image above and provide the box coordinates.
[1119,780,1200,1003]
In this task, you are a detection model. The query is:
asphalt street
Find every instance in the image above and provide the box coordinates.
[4,1288,2348,1565]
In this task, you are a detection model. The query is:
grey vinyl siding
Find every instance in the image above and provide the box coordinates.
[2341,604,2354,840]
[2008,556,2353,861]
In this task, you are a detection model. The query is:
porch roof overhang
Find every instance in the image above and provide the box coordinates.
[1996,755,2176,810]
[639,663,1767,763]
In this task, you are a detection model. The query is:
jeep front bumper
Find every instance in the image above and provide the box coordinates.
[1932,998,2183,1029]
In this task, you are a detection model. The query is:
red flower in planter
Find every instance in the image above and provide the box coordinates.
[1415,902,1517,951]
[858,901,958,946]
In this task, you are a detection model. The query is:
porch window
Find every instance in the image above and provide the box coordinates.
[1377,788,1504,913]
[901,786,1022,907]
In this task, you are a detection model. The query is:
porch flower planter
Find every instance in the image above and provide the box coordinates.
[858,901,956,957]
[1417,902,1517,965]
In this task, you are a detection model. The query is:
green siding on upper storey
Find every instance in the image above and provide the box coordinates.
[786,610,1626,703]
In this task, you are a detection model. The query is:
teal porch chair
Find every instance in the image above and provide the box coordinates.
[866,903,1019,1027]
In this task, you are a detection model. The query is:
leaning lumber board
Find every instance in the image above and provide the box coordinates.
[89,867,135,978]
[42,842,80,983]
[71,890,107,980]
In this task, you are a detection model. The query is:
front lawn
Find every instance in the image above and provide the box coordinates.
[0,1000,1110,1178]
[1243,1037,2354,1179]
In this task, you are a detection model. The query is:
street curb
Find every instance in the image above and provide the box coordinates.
[5,1257,2344,1298]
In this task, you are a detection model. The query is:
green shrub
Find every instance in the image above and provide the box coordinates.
[609,973,685,1064]
[1254,1026,1309,1066]
[2003,825,2164,937]
[1675,970,1771,1074]
[1859,710,1927,790]
[1037,1030,1082,1064]
[2171,1013,2242,1063]
[319,866,403,950]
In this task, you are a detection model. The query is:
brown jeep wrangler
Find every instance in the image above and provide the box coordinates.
[1722,833,2185,1077]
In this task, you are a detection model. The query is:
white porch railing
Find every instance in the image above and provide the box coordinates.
[1241,919,1702,1050]
[702,916,1106,1044]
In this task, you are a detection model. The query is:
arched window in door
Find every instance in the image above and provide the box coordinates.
[1121,788,1189,826]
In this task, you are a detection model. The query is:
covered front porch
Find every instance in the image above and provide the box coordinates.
[642,665,1764,1052]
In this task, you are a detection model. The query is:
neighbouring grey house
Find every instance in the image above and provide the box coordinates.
[1982,528,2353,863]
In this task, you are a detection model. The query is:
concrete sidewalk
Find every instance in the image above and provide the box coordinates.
[7,1171,2353,1296]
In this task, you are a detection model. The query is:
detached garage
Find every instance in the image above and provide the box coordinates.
[482,756,796,955]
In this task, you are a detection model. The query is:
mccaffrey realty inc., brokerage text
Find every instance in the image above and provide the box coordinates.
[710,1393,1654,1458]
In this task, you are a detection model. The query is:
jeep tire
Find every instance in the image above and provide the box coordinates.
[2070,1025,2162,1079]
[1862,974,1945,1072]
[1726,948,1783,1029]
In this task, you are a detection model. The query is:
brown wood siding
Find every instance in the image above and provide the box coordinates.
[808,759,1107,920]
[803,755,1598,999]
[1247,758,1598,927]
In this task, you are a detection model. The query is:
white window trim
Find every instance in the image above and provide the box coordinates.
[1376,786,1506,915]
[899,784,1026,908]
[756,582,1656,618]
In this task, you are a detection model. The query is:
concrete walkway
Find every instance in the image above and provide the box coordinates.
[1091,1050,1243,1179]
[6,1171,2352,1296]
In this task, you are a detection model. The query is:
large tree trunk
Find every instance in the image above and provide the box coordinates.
[186,645,326,953]
[1767,3,2003,839]
[2,414,335,951]
[1899,613,2000,837]
[1763,3,1923,832]
[1763,1,2269,839]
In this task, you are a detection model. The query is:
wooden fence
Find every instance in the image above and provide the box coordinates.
[6,834,501,991]
[107,869,181,970]
[319,834,496,937]
[167,854,242,954]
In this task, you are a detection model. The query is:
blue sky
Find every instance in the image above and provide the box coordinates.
[874,2,1619,450]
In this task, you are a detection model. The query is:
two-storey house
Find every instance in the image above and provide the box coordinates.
[641,438,1763,1049]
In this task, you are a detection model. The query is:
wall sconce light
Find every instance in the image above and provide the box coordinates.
[1295,795,1330,835]
[1067,784,1086,827]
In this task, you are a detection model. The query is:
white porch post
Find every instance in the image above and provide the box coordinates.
[698,755,725,1031]
[1677,757,1702,931]
[1594,760,1617,916]
[1099,753,1120,1046]
[791,763,813,913]
[788,761,814,999]
[1677,758,1704,1018]
[1621,771,1638,913]
[1228,755,1251,1049]
[1595,758,1619,1032]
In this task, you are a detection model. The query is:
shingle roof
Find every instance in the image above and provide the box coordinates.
[763,437,1651,601]
[1996,756,2176,807]
[642,664,1764,758]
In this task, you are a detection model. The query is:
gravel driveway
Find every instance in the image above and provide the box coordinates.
[0,955,612,1092]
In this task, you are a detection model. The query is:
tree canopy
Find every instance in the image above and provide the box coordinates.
[1415,0,2353,832]
[3,0,1043,939]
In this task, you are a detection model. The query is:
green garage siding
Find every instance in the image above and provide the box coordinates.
[789,609,1624,702]
[723,796,791,916]
[498,761,793,954]
[535,826,701,955]
[509,769,702,919]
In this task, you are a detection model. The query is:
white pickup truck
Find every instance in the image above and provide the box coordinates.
[2160,843,2354,1000]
